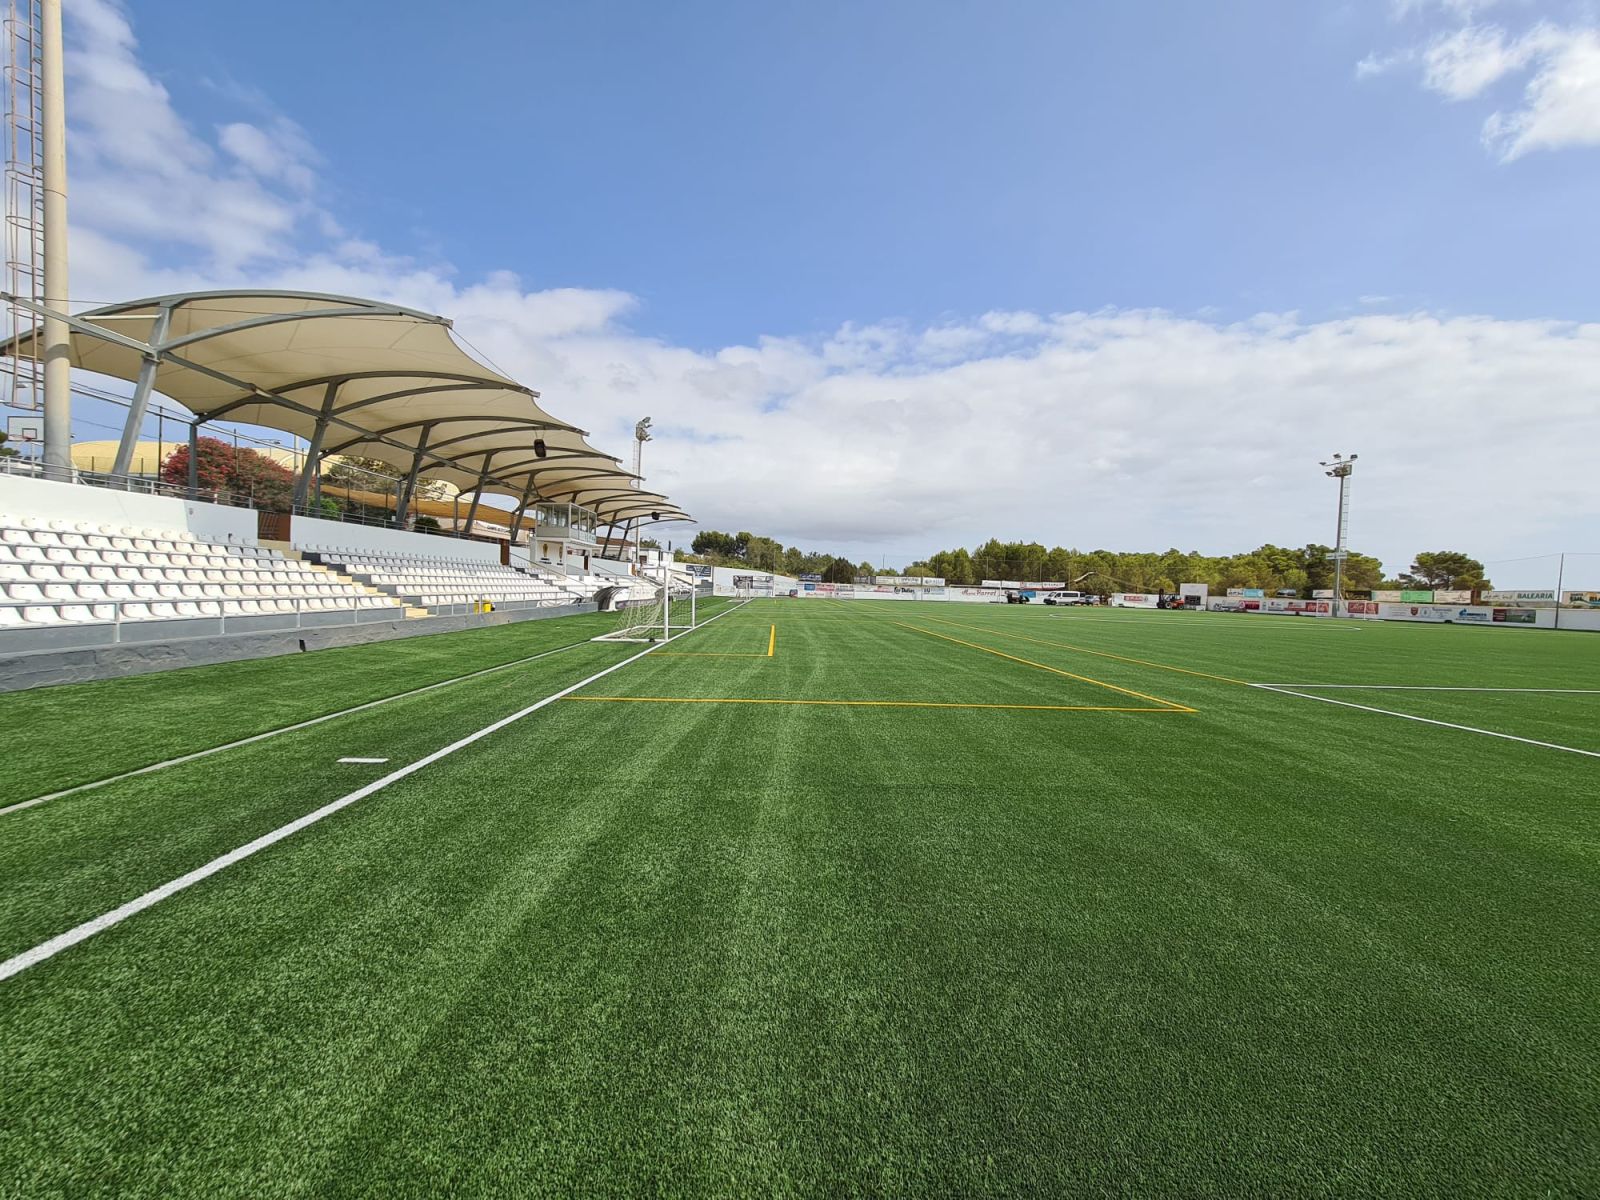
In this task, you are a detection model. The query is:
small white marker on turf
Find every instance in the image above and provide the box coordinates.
[337,757,389,764]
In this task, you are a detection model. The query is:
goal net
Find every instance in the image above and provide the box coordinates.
[591,568,697,643]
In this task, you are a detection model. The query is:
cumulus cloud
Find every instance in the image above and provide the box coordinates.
[53,1,1600,580]
[1361,6,1600,161]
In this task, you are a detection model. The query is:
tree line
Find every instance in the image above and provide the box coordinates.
[690,531,1492,596]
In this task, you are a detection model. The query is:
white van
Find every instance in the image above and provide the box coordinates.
[1042,591,1088,606]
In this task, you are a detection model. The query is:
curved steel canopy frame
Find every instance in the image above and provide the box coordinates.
[0,289,692,522]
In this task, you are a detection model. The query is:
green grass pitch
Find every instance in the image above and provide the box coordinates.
[1,598,1597,1196]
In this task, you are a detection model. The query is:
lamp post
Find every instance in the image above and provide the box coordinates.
[1319,452,1358,617]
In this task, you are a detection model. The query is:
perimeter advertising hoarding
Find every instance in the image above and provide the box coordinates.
[1226,588,1266,598]
[1434,590,1474,603]
[798,573,821,582]
[1373,590,1403,603]
[1483,590,1557,605]
[1400,590,1434,603]
[1264,599,1331,615]
[1494,608,1537,623]
[1564,591,1600,608]
[1382,603,1501,624]
[982,580,1022,590]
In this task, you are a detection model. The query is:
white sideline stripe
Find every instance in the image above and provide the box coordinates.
[337,758,389,764]
[0,600,744,984]
[1250,684,1600,760]
[0,639,598,817]
[1252,684,1600,694]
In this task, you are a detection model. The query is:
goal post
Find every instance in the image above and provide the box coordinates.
[591,563,696,643]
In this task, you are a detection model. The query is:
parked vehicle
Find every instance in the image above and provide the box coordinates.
[1043,590,1089,606]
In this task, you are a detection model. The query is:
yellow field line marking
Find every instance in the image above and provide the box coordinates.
[563,696,1189,712]
[893,623,1196,712]
[768,623,776,657]
[914,614,1252,686]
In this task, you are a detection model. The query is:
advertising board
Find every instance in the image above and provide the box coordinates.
[1483,590,1557,606]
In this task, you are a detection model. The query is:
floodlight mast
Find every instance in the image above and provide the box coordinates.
[630,417,652,568]
[1319,453,1359,617]
[39,0,70,480]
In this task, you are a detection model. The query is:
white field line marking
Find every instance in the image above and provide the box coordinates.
[1,638,600,818]
[1249,684,1600,760]
[1253,684,1600,693]
[0,600,745,984]
[337,758,389,764]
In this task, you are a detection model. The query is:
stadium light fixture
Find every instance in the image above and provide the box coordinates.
[532,438,547,459]
[1320,452,1358,617]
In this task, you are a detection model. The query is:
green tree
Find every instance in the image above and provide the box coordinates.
[1401,551,1491,591]
[692,530,740,561]
[822,556,856,584]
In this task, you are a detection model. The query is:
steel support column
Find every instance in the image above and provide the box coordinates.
[186,420,199,495]
[462,453,492,536]
[394,425,432,527]
[292,382,340,509]
[111,305,172,478]
[509,481,536,542]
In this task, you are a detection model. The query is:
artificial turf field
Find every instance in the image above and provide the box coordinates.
[1,598,1597,1197]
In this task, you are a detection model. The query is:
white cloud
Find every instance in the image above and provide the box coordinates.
[53,1,1600,580]
[1361,8,1600,161]
[1391,0,1506,19]
[217,119,318,194]
[1419,24,1534,98]
[1481,26,1600,158]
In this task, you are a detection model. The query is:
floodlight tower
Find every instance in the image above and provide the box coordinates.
[630,416,652,566]
[1319,452,1358,617]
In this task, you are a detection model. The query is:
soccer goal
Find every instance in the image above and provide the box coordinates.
[591,565,698,643]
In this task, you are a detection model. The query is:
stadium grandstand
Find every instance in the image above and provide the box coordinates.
[0,289,691,682]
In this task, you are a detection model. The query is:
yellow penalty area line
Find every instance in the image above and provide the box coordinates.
[916,613,1250,687]
[657,624,777,657]
[894,622,1196,712]
[563,696,1188,712]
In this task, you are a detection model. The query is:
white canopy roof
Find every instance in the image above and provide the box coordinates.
[4,289,691,523]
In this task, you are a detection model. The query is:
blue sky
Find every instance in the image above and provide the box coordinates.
[37,0,1600,584]
[127,0,1596,343]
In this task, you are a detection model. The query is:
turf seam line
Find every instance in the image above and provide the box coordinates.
[562,696,1189,711]
[1248,684,1600,759]
[0,638,607,818]
[1253,684,1600,693]
[914,614,1251,686]
[894,622,1195,711]
[0,600,749,984]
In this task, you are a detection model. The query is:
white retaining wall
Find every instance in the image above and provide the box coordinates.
[0,473,257,543]
[291,515,500,563]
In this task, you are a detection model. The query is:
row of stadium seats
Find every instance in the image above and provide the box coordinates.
[307,548,587,611]
[0,515,404,632]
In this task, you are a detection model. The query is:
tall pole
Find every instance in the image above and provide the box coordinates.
[38,0,69,481]
[1554,552,1565,632]
[1333,470,1346,616]
[1321,453,1358,618]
